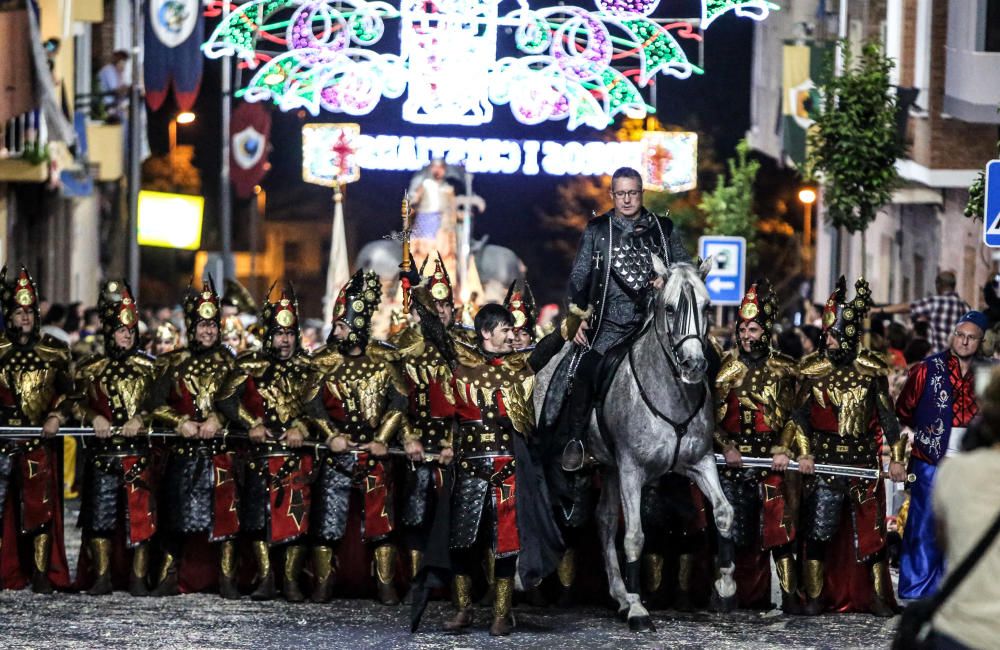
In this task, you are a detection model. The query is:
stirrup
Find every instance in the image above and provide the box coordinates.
[561,439,585,472]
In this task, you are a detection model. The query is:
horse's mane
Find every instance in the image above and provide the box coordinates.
[657,262,709,307]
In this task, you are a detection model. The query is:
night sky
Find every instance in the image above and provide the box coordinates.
[151,2,756,307]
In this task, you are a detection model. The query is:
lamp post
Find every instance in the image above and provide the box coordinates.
[168,111,196,157]
[798,186,817,278]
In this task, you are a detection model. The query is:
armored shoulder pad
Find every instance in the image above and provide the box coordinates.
[855,349,890,376]
[453,338,485,368]
[235,350,270,376]
[35,336,71,364]
[130,352,157,371]
[798,352,832,378]
[367,339,401,363]
[715,350,746,387]
[767,352,798,374]
[76,354,110,379]
[389,326,425,358]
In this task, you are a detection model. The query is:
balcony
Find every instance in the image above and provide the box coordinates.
[0,111,48,182]
[943,0,1000,124]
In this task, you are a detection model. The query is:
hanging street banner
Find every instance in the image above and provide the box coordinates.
[781,41,830,165]
[230,102,272,199]
[145,0,205,111]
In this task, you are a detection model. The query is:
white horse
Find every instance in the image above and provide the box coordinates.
[536,257,735,630]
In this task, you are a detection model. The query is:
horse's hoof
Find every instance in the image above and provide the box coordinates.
[628,615,655,631]
[617,607,629,622]
[709,592,737,614]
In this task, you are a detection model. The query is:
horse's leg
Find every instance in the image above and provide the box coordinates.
[597,469,630,615]
[618,459,654,630]
[687,452,737,612]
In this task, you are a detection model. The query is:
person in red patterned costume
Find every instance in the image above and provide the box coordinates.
[0,267,74,593]
[74,280,159,596]
[215,285,329,602]
[714,281,800,612]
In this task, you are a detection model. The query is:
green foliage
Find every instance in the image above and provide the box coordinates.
[805,41,903,234]
[966,169,986,221]
[22,141,49,166]
[698,138,760,261]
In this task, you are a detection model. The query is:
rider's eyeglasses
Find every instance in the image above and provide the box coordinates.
[611,190,642,199]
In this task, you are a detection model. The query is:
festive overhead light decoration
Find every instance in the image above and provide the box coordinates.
[203,1,773,130]
[302,123,361,185]
[640,131,697,192]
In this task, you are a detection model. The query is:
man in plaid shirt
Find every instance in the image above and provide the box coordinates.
[879,271,971,353]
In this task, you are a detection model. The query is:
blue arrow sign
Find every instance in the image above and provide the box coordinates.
[984,160,1000,247]
[698,235,746,305]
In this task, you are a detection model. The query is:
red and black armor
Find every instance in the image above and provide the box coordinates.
[146,280,239,597]
[713,282,799,610]
[74,280,159,595]
[308,271,408,604]
[215,285,328,601]
[785,281,903,615]
[0,266,73,593]
[504,280,537,344]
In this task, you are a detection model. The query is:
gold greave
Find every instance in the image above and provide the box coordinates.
[157,551,176,585]
[804,559,824,600]
[678,553,695,592]
[33,532,52,574]
[374,544,397,585]
[220,541,237,578]
[253,540,271,579]
[557,548,576,589]
[484,548,496,587]
[284,545,305,583]
[775,555,798,595]
[642,552,664,594]
[132,543,149,579]
[313,546,335,583]
[90,538,112,578]
[454,574,473,610]
[871,561,891,600]
[494,577,514,619]
[410,549,423,580]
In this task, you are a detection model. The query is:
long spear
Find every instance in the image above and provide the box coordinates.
[400,192,413,313]
[714,453,911,482]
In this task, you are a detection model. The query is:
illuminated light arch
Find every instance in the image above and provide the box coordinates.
[203,0,775,130]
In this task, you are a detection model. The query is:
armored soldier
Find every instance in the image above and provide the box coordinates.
[786,277,906,616]
[392,256,458,587]
[0,267,74,593]
[444,302,580,636]
[714,283,799,612]
[547,166,691,472]
[74,281,159,596]
[309,269,408,605]
[216,286,327,602]
[146,280,239,598]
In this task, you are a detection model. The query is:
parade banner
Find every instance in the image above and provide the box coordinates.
[781,42,829,164]
[230,102,271,199]
[145,0,205,111]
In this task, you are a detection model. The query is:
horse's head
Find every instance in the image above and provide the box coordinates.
[651,255,713,384]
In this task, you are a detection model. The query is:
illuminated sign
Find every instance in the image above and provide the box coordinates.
[328,132,696,184]
[302,123,361,186]
[137,191,204,249]
[205,1,776,130]
[640,131,698,192]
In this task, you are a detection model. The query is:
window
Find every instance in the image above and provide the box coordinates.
[987,0,1000,52]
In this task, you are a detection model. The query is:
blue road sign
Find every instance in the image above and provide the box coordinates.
[984,160,1000,247]
[698,235,746,305]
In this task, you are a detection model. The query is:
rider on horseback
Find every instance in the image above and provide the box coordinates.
[550,166,691,472]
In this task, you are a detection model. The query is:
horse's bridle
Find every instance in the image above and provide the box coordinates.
[627,277,708,471]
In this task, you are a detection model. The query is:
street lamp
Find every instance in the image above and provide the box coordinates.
[168,111,197,156]
[798,186,817,277]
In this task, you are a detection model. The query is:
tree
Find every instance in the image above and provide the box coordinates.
[805,41,902,271]
[698,138,760,264]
